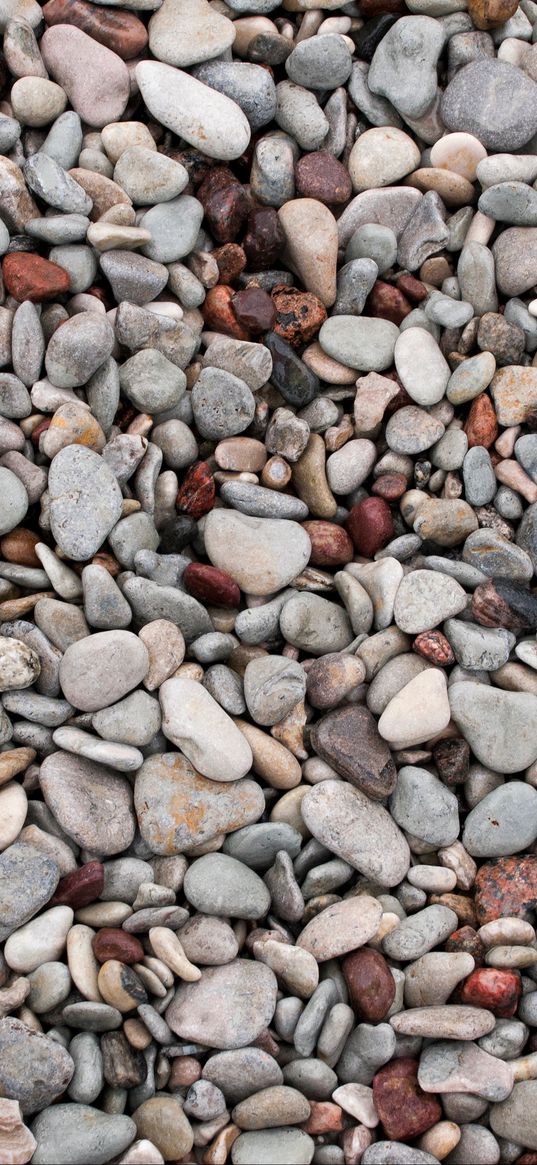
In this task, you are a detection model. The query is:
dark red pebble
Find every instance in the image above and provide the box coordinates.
[183,562,241,608]
[50,861,104,908]
[176,461,215,519]
[92,927,145,965]
[373,1059,442,1141]
[346,497,394,558]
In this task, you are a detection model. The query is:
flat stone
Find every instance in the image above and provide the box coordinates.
[184,853,270,919]
[490,1081,537,1149]
[378,669,451,748]
[389,765,460,846]
[39,751,135,856]
[0,1018,74,1115]
[30,1105,136,1165]
[166,960,278,1049]
[418,1039,514,1102]
[204,510,311,597]
[319,315,399,372]
[41,25,129,130]
[449,681,537,772]
[0,842,59,942]
[441,59,537,149]
[491,365,537,424]
[148,0,235,67]
[463,781,537,856]
[59,630,148,712]
[386,406,444,454]
[48,446,122,561]
[390,1006,495,1040]
[231,1129,314,1165]
[160,676,252,782]
[301,779,410,888]
[135,752,264,854]
[394,328,450,406]
[383,905,458,960]
[297,895,382,961]
[393,569,467,634]
[203,1048,283,1106]
[136,61,250,162]
[310,706,396,799]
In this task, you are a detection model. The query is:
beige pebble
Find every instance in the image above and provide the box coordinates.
[0,781,27,851]
[117,1141,164,1165]
[391,1004,495,1040]
[367,911,401,950]
[0,749,36,787]
[485,945,537,969]
[332,1083,379,1127]
[430,132,487,181]
[278,198,338,307]
[214,438,267,473]
[75,901,133,927]
[407,866,457,893]
[405,167,475,207]
[4,905,73,973]
[292,433,337,519]
[234,718,301,789]
[253,937,318,999]
[10,76,67,126]
[478,917,536,947]
[465,211,495,245]
[18,824,77,875]
[139,619,185,690]
[67,923,102,1002]
[124,1018,153,1051]
[232,16,278,56]
[101,121,157,164]
[302,342,357,385]
[0,1098,37,1165]
[97,959,147,1011]
[269,785,310,836]
[495,458,537,503]
[0,977,30,1020]
[149,927,201,981]
[86,223,152,252]
[495,425,521,457]
[418,1120,461,1160]
[438,841,477,891]
[132,963,167,998]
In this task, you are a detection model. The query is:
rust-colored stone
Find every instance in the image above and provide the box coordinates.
[176,461,215,520]
[198,167,250,244]
[169,1057,202,1091]
[3,253,70,303]
[397,273,428,302]
[458,967,521,1017]
[295,151,352,205]
[468,0,518,27]
[271,285,327,347]
[445,925,485,965]
[42,0,148,57]
[183,562,241,608]
[202,285,251,340]
[301,1102,345,1135]
[50,861,104,909]
[92,928,145,965]
[366,280,412,325]
[464,392,499,448]
[343,948,396,1022]
[302,520,353,567]
[231,287,276,334]
[429,892,476,928]
[0,528,41,567]
[371,472,407,500]
[346,497,394,558]
[242,206,284,271]
[432,736,470,786]
[475,856,537,925]
[212,243,246,284]
[373,1059,442,1141]
[413,629,455,665]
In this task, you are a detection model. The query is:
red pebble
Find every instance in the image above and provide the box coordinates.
[343,948,396,1022]
[183,562,240,608]
[50,861,104,909]
[371,473,407,501]
[446,926,485,966]
[475,856,537,925]
[464,392,499,448]
[373,1059,442,1141]
[366,280,412,325]
[413,629,455,665]
[303,520,354,567]
[459,967,521,1017]
[346,497,394,558]
[92,927,145,965]
[176,461,215,519]
[231,287,276,334]
[397,273,428,302]
[301,1102,345,1135]
[3,252,71,302]
[42,0,148,58]
[202,285,251,340]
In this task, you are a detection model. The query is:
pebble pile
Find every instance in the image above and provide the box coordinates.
[2,0,537,1162]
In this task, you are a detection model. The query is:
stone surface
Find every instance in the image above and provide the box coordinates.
[166,961,278,1049]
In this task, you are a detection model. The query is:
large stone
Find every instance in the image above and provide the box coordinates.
[204,510,311,597]
[441,60,537,151]
[490,1081,537,1149]
[160,676,252,781]
[0,1019,74,1115]
[166,960,278,1049]
[30,1105,136,1165]
[48,446,123,561]
[135,60,250,161]
[59,630,148,712]
[310,706,396,799]
[297,896,382,961]
[450,681,537,773]
[39,751,135,856]
[135,753,264,854]
[0,843,59,942]
[301,779,410,887]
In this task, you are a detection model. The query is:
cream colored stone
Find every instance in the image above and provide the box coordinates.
[278,198,338,307]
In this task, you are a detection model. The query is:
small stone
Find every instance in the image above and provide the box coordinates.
[59,630,148,712]
[343,948,396,1022]
[160,676,252,782]
[310,706,396,799]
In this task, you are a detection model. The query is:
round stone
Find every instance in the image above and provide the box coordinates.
[450,681,537,772]
[441,59,537,151]
[184,853,270,920]
[319,316,399,372]
[166,960,278,1049]
[0,468,28,536]
[394,327,450,406]
[59,630,148,712]
[39,751,136,856]
[393,569,467,633]
[349,127,420,193]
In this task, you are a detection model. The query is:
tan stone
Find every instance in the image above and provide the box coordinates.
[0,1099,36,1165]
[278,199,338,307]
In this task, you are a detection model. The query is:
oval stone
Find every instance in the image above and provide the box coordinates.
[160,676,252,782]
[136,60,250,161]
[135,753,264,854]
[301,779,410,888]
[59,630,148,712]
[166,960,278,1049]
[39,751,135,856]
[297,896,383,961]
[204,510,311,597]
[48,446,123,561]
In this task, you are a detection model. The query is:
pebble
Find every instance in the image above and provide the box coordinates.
[166,960,278,1049]
[136,62,251,161]
[204,509,311,596]
[30,1105,136,1165]
[302,779,410,887]
[41,25,130,130]
[0,1018,74,1114]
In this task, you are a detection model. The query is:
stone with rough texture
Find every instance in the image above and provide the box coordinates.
[204,510,311,597]
[450,681,537,772]
[39,751,135,856]
[166,960,278,1049]
[302,779,410,887]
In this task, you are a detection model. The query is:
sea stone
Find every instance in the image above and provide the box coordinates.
[490,1081,537,1149]
[166,960,278,1049]
[449,681,537,773]
[0,1018,74,1114]
[204,510,311,597]
[39,751,135,856]
[310,706,396,799]
[372,1059,442,1141]
[136,60,250,162]
[296,896,383,961]
[135,753,264,854]
[0,843,59,942]
[160,676,252,782]
[301,779,410,887]
[441,60,537,151]
[343,948,396,1022]
[40,25,129,130]
[59,631,148,712]
[48,446,123,561]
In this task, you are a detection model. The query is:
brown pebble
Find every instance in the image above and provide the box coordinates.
[169,1056,202,1090]
[231,287,276,333]
[343,948,396,1022]
[295,151,352,205]
[242,206,284,271]
[92,928,145,965]
[212,243,246,284]
[271,285,327,347]
[261,455,292,491]
[464,393,499,448]
[0,528,41,566]
[302,520,354,567]
[366,280,412,325]
[97,960,148,1012]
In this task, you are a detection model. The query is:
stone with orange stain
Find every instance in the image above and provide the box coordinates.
[40,401,106,458]
[491,366,537,426]
[202,286,251,340]
[464,393,498,449]
[2,253,70,302]
[301,1102,345,1136]
[134,752,264,854]
[271,286,327,347]
[202,1124,240,1165]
